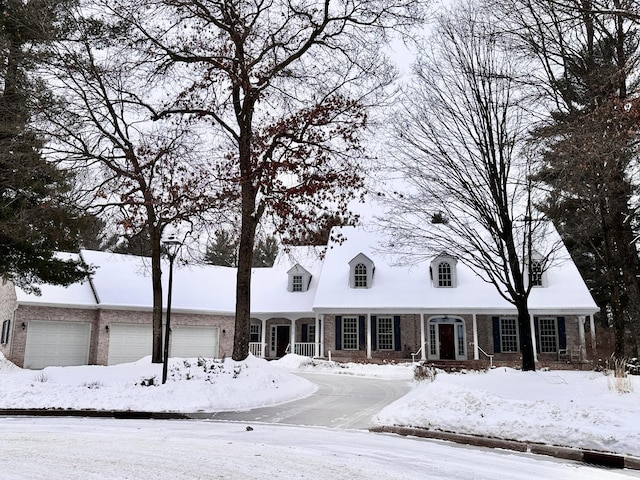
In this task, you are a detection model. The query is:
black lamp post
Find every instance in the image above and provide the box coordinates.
[162,235,181,385]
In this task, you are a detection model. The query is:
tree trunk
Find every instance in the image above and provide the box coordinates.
[150,224,164,363]
[233,180,258,361]
[516,299,535,371]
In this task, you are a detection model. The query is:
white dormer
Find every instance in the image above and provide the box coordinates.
[527,252,548,288]
[348,253,375,289]
[287,264,312,292]
[430,254,458,288]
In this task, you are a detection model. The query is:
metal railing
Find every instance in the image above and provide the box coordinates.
[471,342,494,368]
[411,345,423,363]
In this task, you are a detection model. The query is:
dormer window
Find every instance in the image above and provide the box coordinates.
[530,260,543,287]
[354,263,367,287]
[348,253,374,289]
[287,264,311,292]
[528,253,547,287]
[438,262,452,287]
[430,254,458,288]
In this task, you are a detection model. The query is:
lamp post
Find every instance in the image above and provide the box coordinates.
[162,235,181,385]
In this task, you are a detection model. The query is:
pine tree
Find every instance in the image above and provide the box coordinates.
[0,0,90,292]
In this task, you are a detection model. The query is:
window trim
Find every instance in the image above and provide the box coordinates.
[438,262,452,287]
[376,316,394,351]
[499,317,519,353]
[538,317,558,353]
[342,316,359,350]
[354,263,367,288]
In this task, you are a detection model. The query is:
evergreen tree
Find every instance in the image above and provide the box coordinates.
[0,0,90,292]
[204,230,238,267]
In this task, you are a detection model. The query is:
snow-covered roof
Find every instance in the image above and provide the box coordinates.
[312,226,598,315]
[15,253,97,308]
[14,227,597,317]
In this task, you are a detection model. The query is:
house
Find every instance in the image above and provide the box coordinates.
[0,226,598,369]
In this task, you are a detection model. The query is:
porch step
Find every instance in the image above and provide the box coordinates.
[420,360,488,372]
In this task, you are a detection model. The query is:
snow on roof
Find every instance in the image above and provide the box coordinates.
[15,227,597,316]
[15,253,97,308]
[312,226,598,315]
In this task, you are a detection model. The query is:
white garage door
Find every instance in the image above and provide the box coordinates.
[108,324,153,365]
[171,326,219,359]
[24,321,91,369]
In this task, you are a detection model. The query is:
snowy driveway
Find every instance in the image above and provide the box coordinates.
[204,372,411,428]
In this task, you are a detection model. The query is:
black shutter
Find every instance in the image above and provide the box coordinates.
[359,315,366,350]
[558,317,566,350]
[394,316,401,351]
[492,316,501,353]
[1,320,9,344]
[534,317,540,353]
[335,316,342,350]
[301,324,308,343]
[371,316,377,351]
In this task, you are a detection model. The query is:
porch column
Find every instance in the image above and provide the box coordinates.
[366,313,372,359]
[260,318,267,358]
[420,313,426,361]
[472,314,479,360]
[290,318,297,355]
[589,315,596,350]
[578,315,586,362]
[320,314,325,358]
[314,313,320,358]
[530,313,538,363]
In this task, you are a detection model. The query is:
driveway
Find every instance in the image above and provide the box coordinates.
[204,372,413,429]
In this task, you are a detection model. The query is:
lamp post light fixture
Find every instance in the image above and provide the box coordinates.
[162,234,181,385]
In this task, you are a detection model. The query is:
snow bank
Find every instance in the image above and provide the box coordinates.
[376,367,640,457]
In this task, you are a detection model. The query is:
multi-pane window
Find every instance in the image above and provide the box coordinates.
[250,324,261,343]
[354,263,367,287]
[538,318,558,353]
[429,324,437,356]
[530,260,543,287]
[500,318,519,352]
[292,275,303,292]
[438,262,452,287]
[342,316,359,350]
[457,323,465,357]
[377,317,394,350]
[307,325,316,343]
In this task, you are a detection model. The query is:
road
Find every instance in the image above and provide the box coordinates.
[205,372,412,429]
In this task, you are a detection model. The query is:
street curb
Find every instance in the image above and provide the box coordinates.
[0,409,190,419]
[370,426,639,471]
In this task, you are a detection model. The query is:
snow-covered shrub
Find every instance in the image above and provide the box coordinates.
[627,358,640,376]
[414,364,437,382]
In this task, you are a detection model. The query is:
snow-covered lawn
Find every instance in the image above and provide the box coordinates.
[1,353,639,458]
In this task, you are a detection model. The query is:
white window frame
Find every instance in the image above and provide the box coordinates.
[530,260,543,287]
[377,316,394,351]
[538,317,558,353]
[500,317,519,353]
[342,316,359,350]
[307,324,316,343]
[427,317,467,360]
[292,275,303,292]
[438,262,452,287]
[250,323,261,343]
[354,263,367,288]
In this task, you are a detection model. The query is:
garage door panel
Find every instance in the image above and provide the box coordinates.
[107,324,153,365]
[171,326,219,359]
[24,321,91,369]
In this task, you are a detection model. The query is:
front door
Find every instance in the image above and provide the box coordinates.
[276,325,290,357]
[439,324,455,360]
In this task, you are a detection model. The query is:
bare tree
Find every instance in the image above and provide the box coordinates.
[43,11,219,362]
[489,0,640,356]
[99,0,426,360]
[381,3,555,371]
